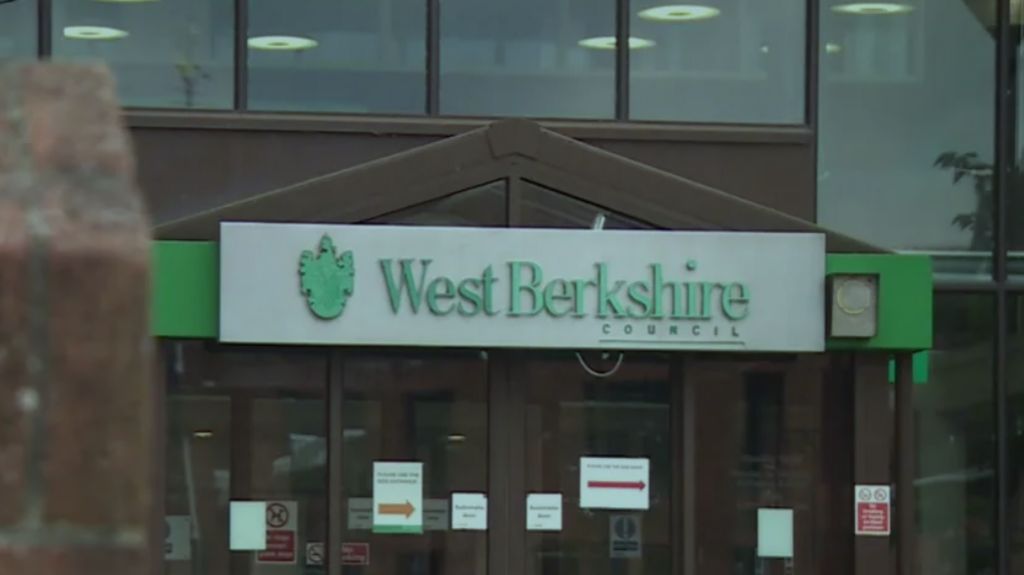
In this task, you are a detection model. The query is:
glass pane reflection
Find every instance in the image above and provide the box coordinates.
[0,0,36,59]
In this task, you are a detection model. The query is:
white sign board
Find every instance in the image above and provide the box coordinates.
[373,462,423,534]
[221,224,825,352]
[255,500,298,564]
[164,516,192,561]
[757,508,794,558]
[451,493,488,531]
[526,493,563,531]
[855,485,891,536]
[424,499,450,531]
[348,498,373,530]
[580,457,650,510]
[609,514,642,559]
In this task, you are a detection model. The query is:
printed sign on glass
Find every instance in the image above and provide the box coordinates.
[256,501,297,564]
[373,462,423,534]
[580,457,650,510]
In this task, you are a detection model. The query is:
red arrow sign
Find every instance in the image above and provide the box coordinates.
[587,480,646,490]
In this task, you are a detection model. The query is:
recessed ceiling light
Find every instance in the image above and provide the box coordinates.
[447,433,467,443]
[825,42,843,53]
[248,35,318,51]
[637,4,721,21]
[193,430,214,439]
[578,36,656,50]
[63,25,129,40]
[832,2,913,14]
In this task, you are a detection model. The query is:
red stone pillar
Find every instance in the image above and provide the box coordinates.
[0,63,154,574]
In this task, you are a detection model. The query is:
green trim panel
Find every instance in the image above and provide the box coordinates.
[151,242,934,351]
[152,241,218,338]
[826,254,932,351]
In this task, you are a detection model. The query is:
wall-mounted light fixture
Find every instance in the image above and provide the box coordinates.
[827,274,879,338]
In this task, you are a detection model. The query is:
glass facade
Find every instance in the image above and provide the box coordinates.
[51,0,233,108]
[7,0,804,121]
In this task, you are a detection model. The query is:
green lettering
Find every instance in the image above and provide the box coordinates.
[596,263,627,318]
[509,261,543,316]
[426,277,456,315]
[627,281,652,318]
[543,279,573,317]
[700,282,715,319]
[722,282,750,320]
[380,259,431,313]
[457,278,483,316]
[482,265,499,316]
[650,264,667,319]
[571,279,593,318]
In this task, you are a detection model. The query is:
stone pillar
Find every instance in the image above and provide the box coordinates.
[0,64,154,574]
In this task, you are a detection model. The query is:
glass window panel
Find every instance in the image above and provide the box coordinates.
[248,0,425,114]
[630,0,805,123]
[522,353,672,575]
[440,0,615,118]
[688,356,852,575]
[369,181,508,226]
[342,352,489,575]
[817,0,995,271]
[1005,295,1024,571]
[163,342,327,574]
[520,181,652,229]
[0,0,36,59]
[1010,28,1024,277]
[52,0,233,109]
[915,294,994,575]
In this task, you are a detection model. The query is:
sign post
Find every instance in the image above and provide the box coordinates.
[854,485,891,536]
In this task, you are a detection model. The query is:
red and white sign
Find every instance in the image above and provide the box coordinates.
[342,542,371,566]
[256,501,298,564]
[579,457,650,510]
[855,485,890,536]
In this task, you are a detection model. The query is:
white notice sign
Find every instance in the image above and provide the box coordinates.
[452,493,487,531]
[580,457,650,510]
[373,462,423,534]
[164,516,192,561]
[527,494,563,531]
[424,499,450,531]
[220,224,826,353]
[348,498,373,530]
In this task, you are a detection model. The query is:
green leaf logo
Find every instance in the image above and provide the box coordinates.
[299,234,354,320]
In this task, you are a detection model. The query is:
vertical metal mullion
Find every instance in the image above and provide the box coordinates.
[488,352,510,575]
[426,0,440,115]
[614,0,630,120]
[894,355,915,575]
[37,0,52,58]
[506,353,526,575]
[994,0,1012,569]
[234,0,249,110]
[327,351,344,575]
[672,356,693,575]
[805,0,819,128]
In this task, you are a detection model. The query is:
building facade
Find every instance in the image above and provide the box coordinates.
[1,1,1020,575]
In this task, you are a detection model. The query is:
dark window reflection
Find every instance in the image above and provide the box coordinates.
[369,181,508,227]
[523,354,672,575]
[341,352,489,575]
[916,294,994,575]
[689,356,853,575]
[519,181,652,229]
[52,0,233,108]
[163,342,328,575]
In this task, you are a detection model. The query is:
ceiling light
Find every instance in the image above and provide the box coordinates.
[637,4,721,21]
[447,433,467,443]
[832,2,913,14]
[248,35,318,51]
[63,26,128,40]
[825,42,843,53]
[193,430,214,439]
[578,36,656,50]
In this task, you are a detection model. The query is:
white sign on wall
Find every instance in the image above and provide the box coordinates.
[451,493,487,531]
[526,493,563,531]
[220,223,825,352]
[580,457,650,510]
[373,462,423,534]
[164,516,192,561]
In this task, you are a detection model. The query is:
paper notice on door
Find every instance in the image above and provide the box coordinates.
[452,493,487,531]
[526,493,562,531]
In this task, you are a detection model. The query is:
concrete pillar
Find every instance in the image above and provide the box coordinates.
[0,63,154,574]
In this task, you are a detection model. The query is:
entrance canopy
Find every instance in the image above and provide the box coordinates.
[157,119,879,254]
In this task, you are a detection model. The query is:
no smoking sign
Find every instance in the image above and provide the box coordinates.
[854,485,890,536]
